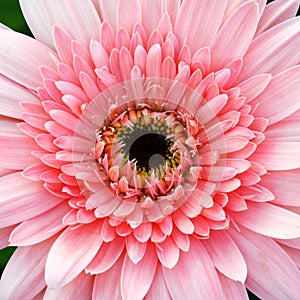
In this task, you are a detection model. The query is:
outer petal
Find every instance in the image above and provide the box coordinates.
[121,243,158,300]
[231,202,300,239]
[211,1,259,70]
[9,202,69,246]
[0,75,39,119]
[174,0,227,53]
[237,17,300,82]
[163,238,224,300]
[218,272,248,300]
[251,65,300,125]
[0,236,56,299]
[260,168,300,206]
[92,256,123,300]
[0,173,62,228]
[256,0,299,35]
[20,0,101,48]
[230,227,300,299]
[202,230,247,282]
[117,0,142,34]
[45,222,102,288]
[0,29,56,89]
[0,225,15,250]
[44,271,93,300]
[145,265,172,300]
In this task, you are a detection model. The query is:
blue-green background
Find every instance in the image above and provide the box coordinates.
[0,0,297,299]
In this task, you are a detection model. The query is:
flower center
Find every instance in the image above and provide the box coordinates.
[94,102,199,208]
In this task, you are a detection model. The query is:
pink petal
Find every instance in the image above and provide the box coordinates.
[121,243,158,300]
[0,123,39,167]
[92,256,123,300]
[133,223,152,242]
[141,0,163,37]
[9,202,69,246]
[174,0,227,53]
[238,73,272,103]
[211,1,259,70]
[218,271,248,300]
[231,202,300,239]
[86,235,125,274]
[45,222,102,288]
[99,0,118,29]
[203,230,247,282]
[0,75,39,119]
[251,65,300,125]
[20,0,100,48]
[163,0,180,25]
[145,265,172,300]
[260,168,300,206]
[0,225,15,250]
[163,237,223,299]
[126,234,147,264]
[230,227,300,299]
[237,17,300,82]
[256,0,299,35]
[44,271,93,299]
[251,140,300,170]
[0,29,55,89]
[156,236,180,269]
[117,0,141,34]
[0,236,56,299]
[0,173,62,228]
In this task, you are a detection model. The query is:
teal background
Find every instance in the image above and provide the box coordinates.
[0,0,296,299]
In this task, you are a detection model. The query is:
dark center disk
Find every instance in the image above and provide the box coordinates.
[129,133,168,171]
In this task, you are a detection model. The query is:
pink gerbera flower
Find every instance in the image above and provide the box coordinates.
[1,0,300,299]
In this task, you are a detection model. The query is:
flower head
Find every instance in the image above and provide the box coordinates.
[0,0,300,299]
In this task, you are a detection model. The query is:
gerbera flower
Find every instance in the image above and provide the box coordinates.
[1,0,300,299]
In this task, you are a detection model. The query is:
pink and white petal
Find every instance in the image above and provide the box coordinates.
[126,234,147,264]
[121,243,158,300]
[174,0,227,54]
[0,236,56,299]
[141,0,163,37]
[238,74,272,103]
[44,271,93,300]
[0,225,16,250]
[251,65,300,125]
[98,0,118,30]
[163,238,224,300]
[0,29,56,89]
[231,202,300,239]
[92,256,123,300]
[9,202,69,246]
[20,0,101,49]
[0,173,62,228]
[156,236,180,269]
[230,227,300,299]
[279,244,300,268]
[265,118,300,141]
[117,0,142,34]
[45,222,102,289]
[202,230,247,282]
[251,140,300,170]
[145,265,172,300]
[0,75,40,119]
[210,1,259,70]
[260,169,300,206]
[237,17,300,82]
[218,272,248,300]
[163,0,180,25]
[256,0,299,36]
[86,235,125,274]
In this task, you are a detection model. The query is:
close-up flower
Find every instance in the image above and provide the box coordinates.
[0,0,300,299]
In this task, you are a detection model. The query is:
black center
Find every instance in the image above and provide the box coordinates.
[129,133,168,171]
